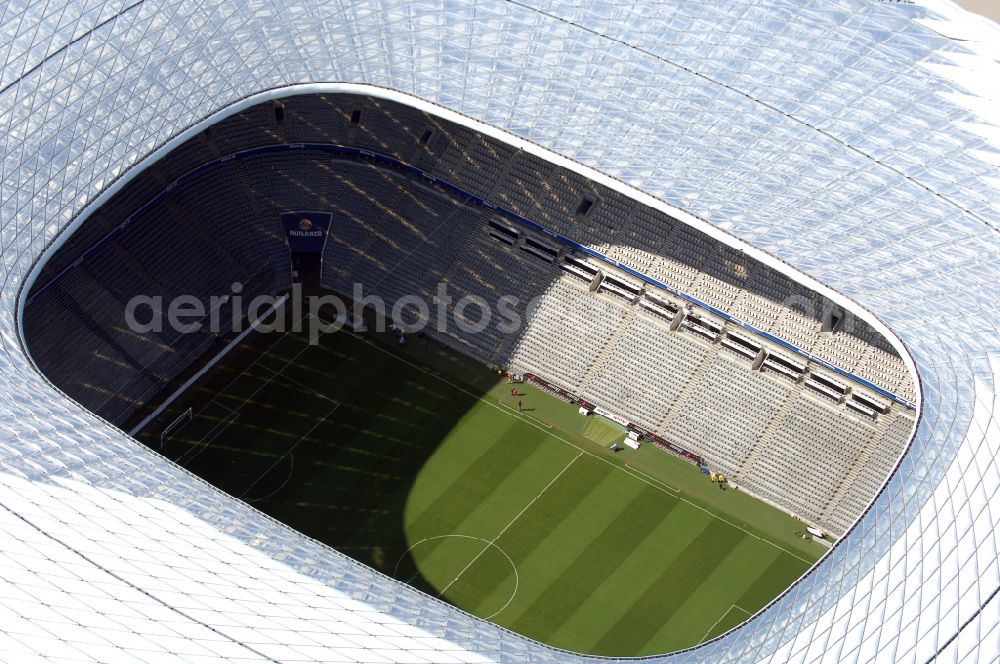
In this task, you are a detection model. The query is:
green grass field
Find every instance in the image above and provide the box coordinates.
[138,314,825,656]
[582,415,626,445]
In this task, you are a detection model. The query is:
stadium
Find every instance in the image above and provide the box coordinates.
[1,1,998,663]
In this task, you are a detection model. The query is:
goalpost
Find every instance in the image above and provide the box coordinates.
[159,407,193,449]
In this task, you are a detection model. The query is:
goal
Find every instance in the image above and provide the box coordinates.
[160,407,193,449]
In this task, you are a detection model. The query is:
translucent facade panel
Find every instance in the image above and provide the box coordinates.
[0,0,998,662]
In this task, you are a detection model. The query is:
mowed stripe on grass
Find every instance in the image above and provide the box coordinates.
[443,458,646,620]
[544,495,718,650]
[504,473,680,641]
[406,418,569,542]
[406,420,807,656]
[412,441,577,584]
[589,518,737,654]
[639,536,785,652]
[141,321,820,657]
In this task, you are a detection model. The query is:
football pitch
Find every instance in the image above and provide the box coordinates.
[137,315,825,656]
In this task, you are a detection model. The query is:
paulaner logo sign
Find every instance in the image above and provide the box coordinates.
[281,211,331,251]
[289,218,324,237]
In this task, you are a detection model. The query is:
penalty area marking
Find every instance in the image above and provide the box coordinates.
[174,409,241,467]
[174,312,336,468]
[698,604,753,645]
[394,534,519,620]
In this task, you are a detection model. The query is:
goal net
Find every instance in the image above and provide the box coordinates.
[160,407,193,449]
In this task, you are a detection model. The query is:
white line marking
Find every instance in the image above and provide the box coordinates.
[438,452,582,597]
[181,313,339,463]
[196,321,302,417]
[698,604,753,645]
[263,364,340,406]
[394,535,519,620]
[498,401,552,428]
[623,462,678,493]
[239,402,340,500]
[309,319,816,565]
[174,411,240,466]
[197,312,338,418]
[214,402,239,416]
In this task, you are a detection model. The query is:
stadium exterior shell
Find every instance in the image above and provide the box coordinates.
[0,0,998,662]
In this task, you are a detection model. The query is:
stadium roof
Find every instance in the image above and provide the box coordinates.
[1,1,999,662]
